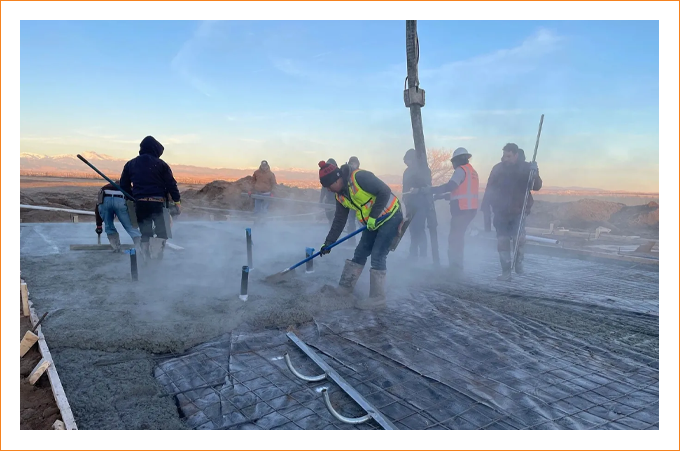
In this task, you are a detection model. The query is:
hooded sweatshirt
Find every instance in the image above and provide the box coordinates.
[120,136,180,202]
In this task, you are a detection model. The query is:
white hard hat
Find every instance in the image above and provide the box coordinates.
[451,147,472,159]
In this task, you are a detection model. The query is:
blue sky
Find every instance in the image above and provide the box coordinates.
[20,20,659,191]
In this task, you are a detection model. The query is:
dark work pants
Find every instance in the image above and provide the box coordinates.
[406,198,438,258]
[352,209,403,271]
[493,212,526,267]
[448,209,477,269]
[135,201,167,242]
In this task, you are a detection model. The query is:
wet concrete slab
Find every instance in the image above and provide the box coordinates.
[20,221,658,429]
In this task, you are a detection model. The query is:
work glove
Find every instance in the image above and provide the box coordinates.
[319,243,332,256]
[366,217,378,231]
[529,162,539,172]
[95,226,103,235]
[433,193,450,201]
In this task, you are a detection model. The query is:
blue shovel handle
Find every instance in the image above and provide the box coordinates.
[279,213,390,274]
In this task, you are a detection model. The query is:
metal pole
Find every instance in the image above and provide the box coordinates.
[406,20,439,266]
[245,228,253,270]
[240,266,249,301]
[511,114,544,271]
[130,249,138,281]
[305,247,315,274]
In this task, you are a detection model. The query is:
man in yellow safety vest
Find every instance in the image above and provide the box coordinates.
[317,160,403,309]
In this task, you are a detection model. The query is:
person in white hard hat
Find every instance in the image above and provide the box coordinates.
[412,147,479,276]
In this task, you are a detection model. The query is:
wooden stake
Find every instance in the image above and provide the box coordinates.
[28,358,51,385]
[20,282,29,317]
[20,331,39,357]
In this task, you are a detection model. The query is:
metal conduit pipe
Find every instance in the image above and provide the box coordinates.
[283,353,327,382]
[526,235,560,245]
[321,388,371,424]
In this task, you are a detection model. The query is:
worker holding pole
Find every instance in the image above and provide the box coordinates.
[483,141,543,281]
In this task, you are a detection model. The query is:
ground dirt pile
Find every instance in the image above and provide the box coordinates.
[181,177,324,219]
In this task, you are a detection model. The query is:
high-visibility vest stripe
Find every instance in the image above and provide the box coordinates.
[336,169,400,228]
[451,164,479,210]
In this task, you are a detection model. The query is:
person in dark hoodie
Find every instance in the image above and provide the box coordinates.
[317,160,402,310]
[120,136,181,260]
[483,143,541,281]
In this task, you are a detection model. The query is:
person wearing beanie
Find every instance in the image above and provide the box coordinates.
[317,160,403,310]
[120,135,180,261]
[483,142,542,281]
[348,156,360,171]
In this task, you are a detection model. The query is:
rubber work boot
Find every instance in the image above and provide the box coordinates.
[149,237,165,260]
[108,233,121,253]
[514,245,525,275]
[338,259,364,295]
[356,269,387,310]
[140,241,151,261]
[496,251,512,281]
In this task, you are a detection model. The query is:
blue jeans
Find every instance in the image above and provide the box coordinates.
[98,196,141,239]
[253,192,271,215]
[352,209,403,271]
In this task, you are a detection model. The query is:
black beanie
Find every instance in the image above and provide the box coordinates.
[318,161,341,187]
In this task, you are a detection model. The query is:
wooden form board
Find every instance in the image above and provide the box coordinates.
[25,291,78,430]
[20,283,29,317]
[20,331,39,357]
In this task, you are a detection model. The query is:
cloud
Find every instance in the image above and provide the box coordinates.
[171,21,221,97]
[270,57,352,87]
[422,28,563,81]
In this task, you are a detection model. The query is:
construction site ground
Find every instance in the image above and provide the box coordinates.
[19,220,659,430]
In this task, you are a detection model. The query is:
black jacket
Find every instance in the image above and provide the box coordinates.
[120,136,180,202]
[484,161,542,216]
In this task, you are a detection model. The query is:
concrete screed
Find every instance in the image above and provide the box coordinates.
[19,220,659,430]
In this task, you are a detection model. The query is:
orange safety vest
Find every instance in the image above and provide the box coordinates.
[451,164,479,210]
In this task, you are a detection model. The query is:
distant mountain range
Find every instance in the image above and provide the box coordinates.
[20,152,658,197]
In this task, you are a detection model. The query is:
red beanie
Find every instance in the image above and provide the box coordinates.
[318,160,341,187]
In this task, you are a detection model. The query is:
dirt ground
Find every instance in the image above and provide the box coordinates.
[20,313,62,430]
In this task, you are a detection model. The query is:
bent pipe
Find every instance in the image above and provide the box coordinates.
[283,353,327,382]
[321,388,371,424]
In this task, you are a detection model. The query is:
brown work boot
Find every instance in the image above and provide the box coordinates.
[356,269,387,310]
[338,259,364,294]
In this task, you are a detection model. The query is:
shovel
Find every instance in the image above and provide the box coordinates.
[264,226,366,283]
